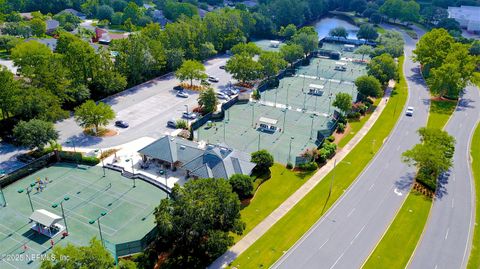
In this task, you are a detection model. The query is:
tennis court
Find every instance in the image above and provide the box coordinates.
[0,163,167,269]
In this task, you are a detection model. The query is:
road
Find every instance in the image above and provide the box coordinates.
[408,85,480,269]
[272,28,430,269]
[55,55,232,149]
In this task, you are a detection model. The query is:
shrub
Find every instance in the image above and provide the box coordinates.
[229,174,254,199]
[251,149,274,174]
[347,111,361,120]
[252,89,261,100]
[100,148,118,159]
[286,162,293,169]
[337,123,346,133]
[327,135,335,142]
[318,141,337,163]
[298,161,318,171]
[176,119,188,130]
[81,156,100,165]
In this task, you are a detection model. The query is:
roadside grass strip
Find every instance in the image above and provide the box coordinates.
[229,56,408,268]
[467,123,480,269]
[233,164,314,242]
[362,192,432,269]
[427,99,457,129]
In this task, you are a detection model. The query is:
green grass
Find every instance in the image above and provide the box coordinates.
[363,192,432,268]
[338,98,381,148]
[473,72,480,88]
[427,99,457,129]
[233,164,314,241]
[467,123,480,269]
[229,56,408,268]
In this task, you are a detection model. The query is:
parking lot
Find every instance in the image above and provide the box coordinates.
[55,55,233,149]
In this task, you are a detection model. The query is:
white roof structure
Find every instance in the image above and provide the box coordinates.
[29,209,62,227]
[344,44,355,48]
[335,61,347,66]
[448,6,480,32]
[259,117,278,125]
[309,84,324,89]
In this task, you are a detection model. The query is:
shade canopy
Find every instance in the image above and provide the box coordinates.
[29,209,62,227]
[259,117,278,125]
[309,84,324,90]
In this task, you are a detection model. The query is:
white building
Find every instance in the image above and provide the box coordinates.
[448,6,480,33]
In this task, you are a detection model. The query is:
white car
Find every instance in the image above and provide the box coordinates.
[217,92,230,100]
[406,106,414,116]
[176,91,189,98]
[208,76,220,83]
[182,112,197,120]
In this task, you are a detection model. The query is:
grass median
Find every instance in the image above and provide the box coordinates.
[363,192,432,268]
[427,99,457,129]
[467,123,480,269]
[229,56,408,268]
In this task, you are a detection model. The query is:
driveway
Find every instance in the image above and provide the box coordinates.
[56,55,233,149]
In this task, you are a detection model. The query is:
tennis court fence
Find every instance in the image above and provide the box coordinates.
[0,152,56,188]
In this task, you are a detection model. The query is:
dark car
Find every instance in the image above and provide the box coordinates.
[173,85,184,91]
[115,120,129,128]
[219,65,226,70]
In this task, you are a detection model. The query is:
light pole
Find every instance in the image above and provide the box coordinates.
[128,158,136,188]
[89,212,107,247]
[0,182,6,207]
[17,182,37,212]
[282,108,287,132]
[257,131,261,150]
[184,104,188,114]
[316,62,320,79]
[66,140,76,153]
[310,114,316,139]
[321,159,351,214]
[286,83,291,108]
[303,92,307,111]
[250,103,255,127]
[223,120,229,142]
[274,87,278,107]
[288,136,294,164]
[52,196,70,235]
[328,93,333,115]
[98,149,106,177]
[302,72,306,90]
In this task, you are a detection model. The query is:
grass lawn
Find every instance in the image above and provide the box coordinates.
[427,99,457,129]
[229,56,408,268]
[363,191,432,268]
[234,164,314,241]
[467,123,480,269]
[338,98,381,148]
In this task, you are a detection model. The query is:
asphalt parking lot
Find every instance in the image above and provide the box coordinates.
[55,54,233,148]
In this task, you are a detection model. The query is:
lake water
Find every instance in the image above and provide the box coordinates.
[313,16,359,40]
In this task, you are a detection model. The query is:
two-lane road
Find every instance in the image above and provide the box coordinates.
[272,28,430,269]
[409,85,480,269]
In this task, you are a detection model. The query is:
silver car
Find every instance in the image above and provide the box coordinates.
[406,106,414,116]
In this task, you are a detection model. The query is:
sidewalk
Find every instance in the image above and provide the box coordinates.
[210,81,395,268]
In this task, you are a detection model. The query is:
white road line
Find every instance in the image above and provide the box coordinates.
[452,198,455,208]
[318,239,329,250]
[445,228,450,240]
[347,208,355,217]
[434,264,438,269]
[396,145,401,151]
[368,183,375,191]
[351,224,366,245]
[329,252,345,269]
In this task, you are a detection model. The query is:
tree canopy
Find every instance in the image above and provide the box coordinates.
[13,119,58,150]
[226,52,263,83]
[259,51,287,79]
[357,24,378,41]
[74,100,115,135]
[332,93,353,115]
[355,75,383,98]
[251,149,274,174]
[175,60,207,87]
[367,53,397,85]
[198,87,218,114]
[328,26,348,38]
[229,174,254,199]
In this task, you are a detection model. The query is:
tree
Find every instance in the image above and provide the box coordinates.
[333,93,353,115]
[97,5,114,21]
[231,42,261,56]
[154,178,244,268]
[374,30,404,58]
[470,41,480,56]
[350,0,367,14]
[356,24,378,41]
[229,174,254,199]
[291,29,319,56]
[199,42,217,60]
[175,60,207,87]
[259,51,287,80]
[328,26,348,38]
[436,18,461,33]
[400,0,420,23]
[226,53,263,84]
[11,40,52,78]
[40,238,115,269]
[354,45,373,61]
[367,53,397,85]
[280,44,304,68]
[355,75,383,98]
[198,88,218,114]
[13,119,58,150]
[251,149,274,174]
[74,100,115,135]
[380,0,403,22]
[413,28,455,71]
[0,67,19,119]
[279,24,297,39]
[402,127,455,190]
[30,18,46,36]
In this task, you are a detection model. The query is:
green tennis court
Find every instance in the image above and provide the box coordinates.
[0,163,168,269]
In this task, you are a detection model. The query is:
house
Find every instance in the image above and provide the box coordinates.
[19,12,33,20]
[138,136,256,179]
[92,27,129,45]
[46,19,60,35]
[25,38,58,51]
[58,8,86,20]
[151,9,168,27]
[448,6,480,34]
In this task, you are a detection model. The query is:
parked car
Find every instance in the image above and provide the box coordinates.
[176,91,189,98]
[222,88,239,96]
[167,119,177,128]
[406,106,414,116]
[173,85,184,91]
[208,76,219,83]
[219,65,226,70]
[217,92,230,100]
[182,112,197,120]
[201,79,211,86]
[115,120,129,128]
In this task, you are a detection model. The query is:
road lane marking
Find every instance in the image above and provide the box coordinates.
[394,188,403,196]
[445,228,449,240]
[452,199,455,208]
[318,239,329,250]
[329,252,345,269]
[368,183,375,191]
[351,224,366,245]
[434,264,438,269]
[347,208,355,218]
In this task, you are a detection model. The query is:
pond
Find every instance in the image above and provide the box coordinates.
[313,16,359,40]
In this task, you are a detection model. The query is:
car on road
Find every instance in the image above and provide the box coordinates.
[167,119,177,128]
[176,91,189,98]
[406,106,414,116]
[173,85,184,91]
[219,65,226,70]
[208,76,219,83]
[182,112,197,120]
[217,92,230,100]
[115,120,129,128]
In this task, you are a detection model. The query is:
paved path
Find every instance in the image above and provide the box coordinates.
[269,26,430,269]
[408,85,480,269]
[209,81,394,268]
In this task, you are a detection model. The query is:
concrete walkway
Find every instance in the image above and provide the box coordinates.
[210,80,395,268]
